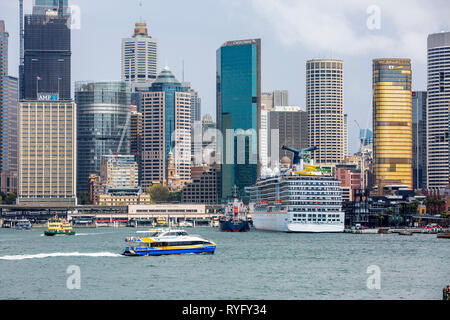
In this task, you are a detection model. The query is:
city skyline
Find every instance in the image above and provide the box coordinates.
[2,0,450,154]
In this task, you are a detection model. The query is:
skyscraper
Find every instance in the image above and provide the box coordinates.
[22,9,71,100]
[412,91,427,190]
[269,106,308,162]
[32,0,71,16]
[0,22,19,194]
[372,58,412,194]
[17,100,77,205]
[75,81,131,193]
[216,39,261,201]
[141,67,191,187]
[273,90,289,107]
[130,105,142,184]
[122,21,158,91]
[261,90,289,110]
[306,59,345,165]
[427,32,450,189]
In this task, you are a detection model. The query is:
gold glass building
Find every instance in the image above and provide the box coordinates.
[18,100,77,205]
[372,58,412,194]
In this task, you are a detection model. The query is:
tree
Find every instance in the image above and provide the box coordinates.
[147,184,170,203]
[168,191,181,203]
[78,192,89,205]
[4,193,16,205]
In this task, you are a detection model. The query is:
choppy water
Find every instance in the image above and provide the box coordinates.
[0,227,448,300]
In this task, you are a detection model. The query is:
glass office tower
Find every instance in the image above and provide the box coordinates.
[412,91,427,190]
[216,39,261,201]
[75,81,131,193]
[372,58,412,195]
[22,11,71,100]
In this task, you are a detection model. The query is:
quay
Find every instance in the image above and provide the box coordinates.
[0,203,224,228]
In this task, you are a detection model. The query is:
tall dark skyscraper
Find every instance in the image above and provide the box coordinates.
[216,39,261,201]
[0,21,19,194]
[412,91,427,190]
[21,8,71,100]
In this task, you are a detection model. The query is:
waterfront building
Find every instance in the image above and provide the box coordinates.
[75,81,131,193]
[22,9,71,100]
[372,58,412,195]
[216,39,261,201]
[141,67,191,188]
[412,91,427,190]
[268,106,308,164]
[98,191,151,206]
[100,155,138,189]
[427,32,450,189]
[122,21,158,91]
[17,100,77,205]
[182,165,220,204]
[335,164,362,202]
[87,173,105,205]
[306,59,345,165]
[0,22,19,194]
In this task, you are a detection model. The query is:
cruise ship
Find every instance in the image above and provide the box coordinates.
[246,146,344,233]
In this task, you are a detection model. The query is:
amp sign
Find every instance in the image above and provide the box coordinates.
[38,93,59,101]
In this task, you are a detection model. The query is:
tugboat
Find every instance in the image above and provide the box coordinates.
[44,217,75,236]
[219,186,250,232]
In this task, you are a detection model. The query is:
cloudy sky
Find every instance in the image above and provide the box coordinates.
[1,0,450,154]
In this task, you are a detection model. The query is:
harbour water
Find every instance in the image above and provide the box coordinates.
[0,227,448,300]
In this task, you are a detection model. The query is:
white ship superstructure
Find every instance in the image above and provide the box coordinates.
[247,146,344,233]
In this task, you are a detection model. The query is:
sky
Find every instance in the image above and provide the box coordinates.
[1,0,450,154]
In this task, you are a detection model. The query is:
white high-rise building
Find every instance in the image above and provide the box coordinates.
[121,22,158,91]
[427,32,450,189]
[306,59,345,165]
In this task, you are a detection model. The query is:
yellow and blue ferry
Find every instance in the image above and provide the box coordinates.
[122,229,216,256]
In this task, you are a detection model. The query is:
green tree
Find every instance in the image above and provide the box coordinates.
[4,193,16,204]
[168,191,181,203]
[147,184,170,203]
[78,192,89,205]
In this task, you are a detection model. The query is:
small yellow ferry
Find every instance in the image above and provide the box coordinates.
[155,216,169,227]
[44,217,75,236]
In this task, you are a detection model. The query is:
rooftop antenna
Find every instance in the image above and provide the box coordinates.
[139,0,143,22]
[182,60,185,82]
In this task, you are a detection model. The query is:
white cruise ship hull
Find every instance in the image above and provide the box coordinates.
[252,214,344,233]
[251,213,289,232]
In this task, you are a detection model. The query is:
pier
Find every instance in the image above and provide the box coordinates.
[0,203,224,228]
